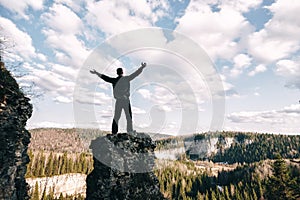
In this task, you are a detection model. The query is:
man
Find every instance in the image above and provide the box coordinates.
[90,62,147,134]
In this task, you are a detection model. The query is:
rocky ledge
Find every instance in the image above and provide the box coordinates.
[86,132,166,200]
[0,62,32,200]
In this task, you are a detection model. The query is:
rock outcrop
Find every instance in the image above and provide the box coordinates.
[86,132,166,200]
[0,62,32,199]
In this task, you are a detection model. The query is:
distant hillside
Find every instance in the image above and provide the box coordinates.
[29,128,109,152]
[29,129,300,164]
[156,131,300,163]
[29,128,171,152]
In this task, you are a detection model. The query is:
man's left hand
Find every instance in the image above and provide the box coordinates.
[141,62,147,68]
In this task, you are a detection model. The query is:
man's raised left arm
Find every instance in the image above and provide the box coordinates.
[128,62,147,81]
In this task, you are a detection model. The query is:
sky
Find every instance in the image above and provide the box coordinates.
[0,0,299,135]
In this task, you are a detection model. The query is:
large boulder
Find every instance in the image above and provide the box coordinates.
[86,132,166,200]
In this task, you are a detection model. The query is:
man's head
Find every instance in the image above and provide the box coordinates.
[117,68,123,76]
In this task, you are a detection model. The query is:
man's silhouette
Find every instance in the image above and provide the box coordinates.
[90,62,147,134]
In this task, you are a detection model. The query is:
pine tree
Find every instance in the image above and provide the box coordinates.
[45,152,54,176]
[58,193,64,200]
[204,191,209,200]
[52,154,59,175]
[26,150,34,178]
[251,188,258,200]
[224,186,231,200]
[38,151,46,176]
[265,155,296,200]
[257,177,263,200]
[234,186,242,200]
[31,182,39,200]
[60,152,67,174]
[196,191,203,200]
[32,152,40,177]
[68,157,73,173]
[47,187,55,200]
[210,189,217,200]
[80,153,88,174]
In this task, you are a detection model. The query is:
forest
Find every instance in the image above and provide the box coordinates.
[156,156,300,199]
[26,129,300,200]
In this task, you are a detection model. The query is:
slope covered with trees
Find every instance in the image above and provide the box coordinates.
[26,129,300,199]
[26,150,93,178]
[156,132,300,164]
[211,133,300,164]
[155,157,300,200]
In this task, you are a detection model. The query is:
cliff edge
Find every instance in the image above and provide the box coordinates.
[0,62,32,199]
[86,132,166,200]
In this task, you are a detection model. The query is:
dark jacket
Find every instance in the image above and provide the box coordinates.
[100,67,143,99]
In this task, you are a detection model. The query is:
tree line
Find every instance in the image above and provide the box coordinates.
[30,181,85,200]
[26,150,93,178]
[211,133,300,164]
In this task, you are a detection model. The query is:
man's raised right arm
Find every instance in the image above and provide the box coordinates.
[90,69,113,83]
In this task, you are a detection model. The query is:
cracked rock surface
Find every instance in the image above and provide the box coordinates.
[86,132,166,200]
[0,62,32,200]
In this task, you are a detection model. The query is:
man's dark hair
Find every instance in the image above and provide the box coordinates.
[117,68,123,76]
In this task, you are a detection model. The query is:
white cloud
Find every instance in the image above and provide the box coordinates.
[276,59,299,76]
[227,104,300,133]
[247,30,298,63]
[248,64,267,76]
[41,3,83,34]
[218,0,262,12]
[137,86,178,112]
[281,104,300,114]
[85,1,150,36]
[158,105,172,112]
[148,86,185,112]
[221,76,233,91]
[234,53,252,68]
[42,29,89,67]
[41,3,89,67]
[27,121,74,129]
[85,0,168,36]
[0,17,37,60]
[175,1,254,60]
[37,53,47,62]
[97,83,110,91]
[152,86,177,104]
[135,123,149,129]
[53,0,85,13]
[97,109,113,118]
[219,74,239,98]
[20,63,76,98]
[247,0,300,63]
[275,59,300,89]
[137,88,151,99]
[178,0,262,13]
[132,106,146,114]
[51,63,78,80]
[0,0,44,20]
[74,87,111,106]
[54,95,72,103]
[230,53,252,77]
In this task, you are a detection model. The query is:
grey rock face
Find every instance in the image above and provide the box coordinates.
[86,132,166,200]
[0,62,32,200]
